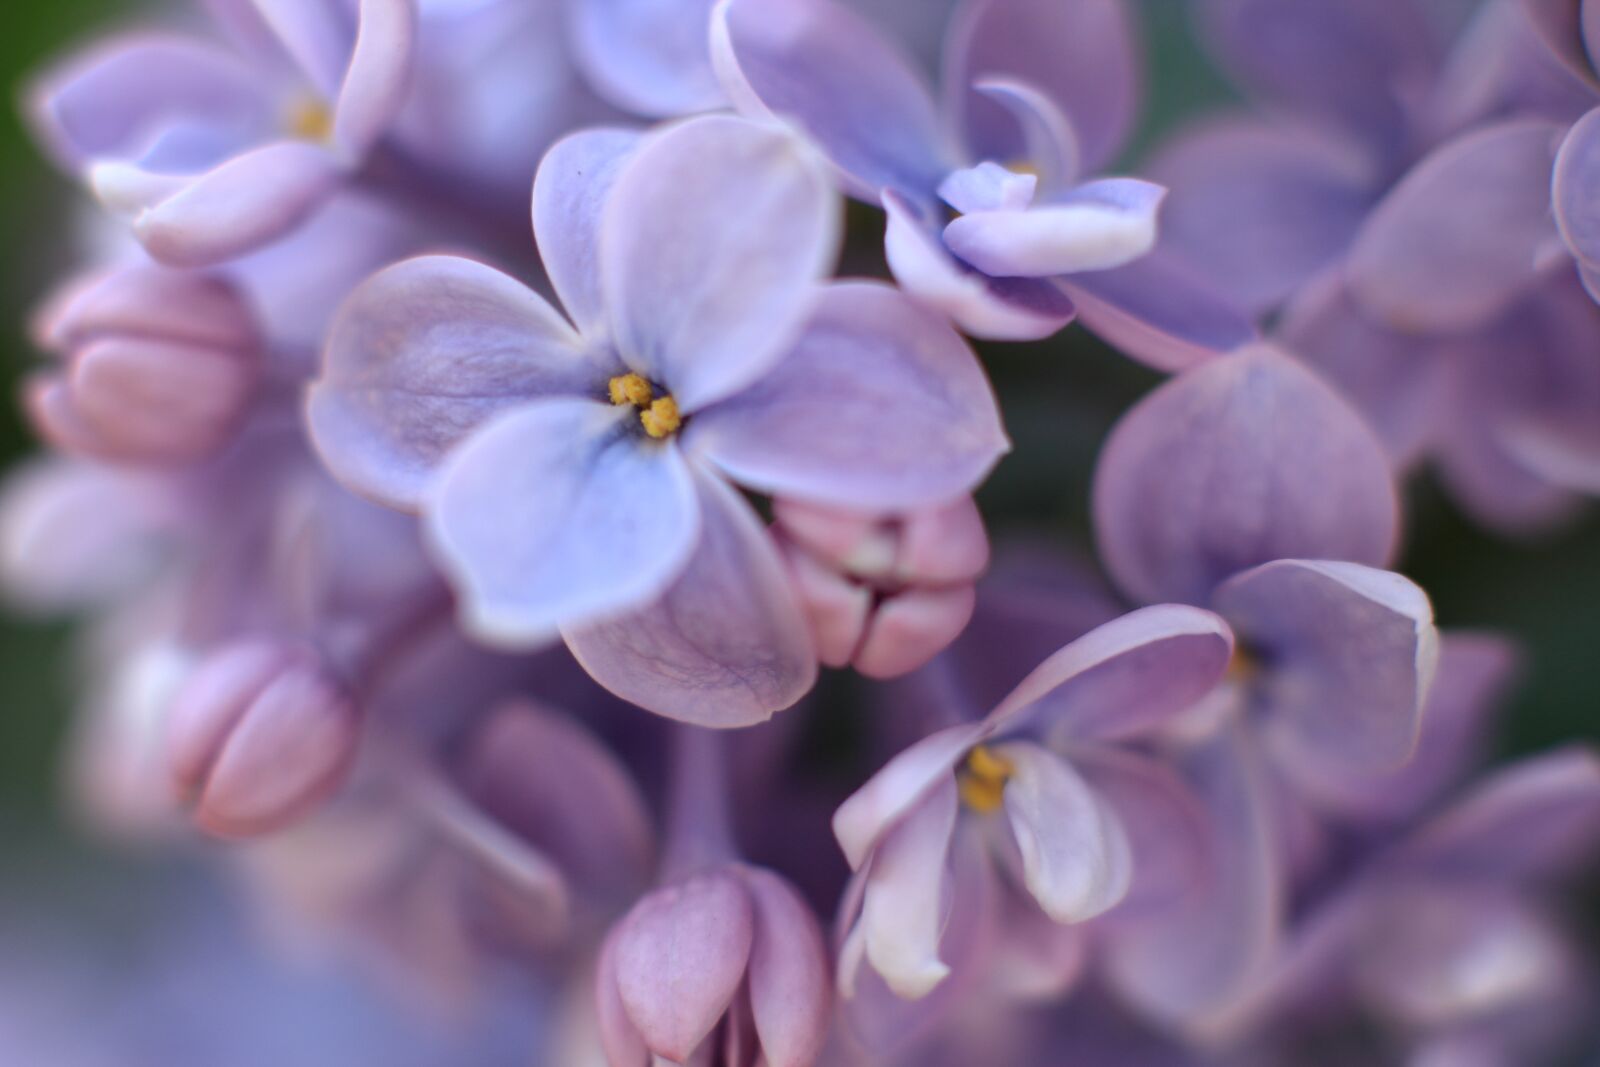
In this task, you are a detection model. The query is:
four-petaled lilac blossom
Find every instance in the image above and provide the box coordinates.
[775,495,989,679]
[309,114,1009,725]
[832,605,1233,1004]
[711,0,1258,366]
[28,0,416,266]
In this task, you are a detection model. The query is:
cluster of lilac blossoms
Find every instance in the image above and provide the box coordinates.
[3,0,1599,1065]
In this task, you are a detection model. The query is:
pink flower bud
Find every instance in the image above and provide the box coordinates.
[776,496,988,679]
[166,639,358,838]
[28,266,259,465]
[597,864,831,1067]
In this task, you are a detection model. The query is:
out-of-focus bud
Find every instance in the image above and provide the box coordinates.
[166,639,358,838]
[596,864,831,1067]
[27,265,260,465]
[776,496,988,679]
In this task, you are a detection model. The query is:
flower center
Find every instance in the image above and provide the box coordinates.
[285,97,334,143]
[1226,647,1259,686]
[608,373,681,439]
[957,745,1014,814]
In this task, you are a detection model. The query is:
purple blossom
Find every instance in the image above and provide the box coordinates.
[28,0,416,266]
[309,114,1008,725]
[711,0,1258,364]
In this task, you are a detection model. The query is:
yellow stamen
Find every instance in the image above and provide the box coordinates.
[608,372,654,408]
[1006,159,1042,179]
[957,745,1014,814]
[285,98,334,143]
[1227,648,1258,685]
[640,397,681,439]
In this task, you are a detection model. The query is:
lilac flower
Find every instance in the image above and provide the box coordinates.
[595,729,832,1067]
[309,114,1008,725]
[775,495,989,679]
[1152,0,1584,324]
[1087,345,1442,1029]
[1233,749,1600,1066]
[1283,267,1600,531]
[831,605,1233,1005]
[28,0,415,266]
[711,0,1257,365]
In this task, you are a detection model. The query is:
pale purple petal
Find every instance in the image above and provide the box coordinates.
[986,603,1235,740]
[1399,747,1600,883]
[943,178,1163,278]
[1076,747,1210,918]
[614,870,754,1062]
[600,114,840,411]
[712,0,949,201]
[969,78,1081,192]
[686,281,1008,511]
[1347,119,1565,333]
[1102,724,1282,1033]
[532,127,644,338]
[331,0,416,158]
[563,466,817,727]
[944,0,1138,173]
[1147,116,1378,314]
[244,0,351,98]
[1554,106,1600,268]
[574,0,724,118]
[26,35,269,172]
[307,255,599,509]
[126,140,344,267]
[994,741,1132,923]
[596,928,651,1067]
[1217,559,1438,779]
[861,778,959,999]
[1288,634,1518,822]
[1194,0,1444,158]
[1093,345,1399,605]
[985,882,1088,1001]
[740,867,832,1067]
[937,161,1036,215]
[883,189,1077,341]
[1056,249,1260,373]
[1277,273,1445,467]
[424,400,701,644]
[833,722,989,870]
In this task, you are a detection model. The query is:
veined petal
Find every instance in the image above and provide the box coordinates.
[883,189,1076,341]
[1216,560,1438,778]
[1347,119,1564,333]
[128,139,344,267]
[943,178,1163,278]
[712,0,949,201]
[563,465,817,727]
[1092,345,1399,605]
[532,128,644,338]
[994,741,1132,923]
[332,0,415,159]
[573,0,725,118]
[687,281,1008,511]
[614,870,754,1062]
[600,114,840,412]
[423,399,702,646]
[944,0,1138,173]
[308,255,600,509]
[861,779,960,1000]
[986,604,1234,741]
[1056,249,1260,373]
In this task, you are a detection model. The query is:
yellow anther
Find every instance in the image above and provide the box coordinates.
[285,97,334,143]
[957,745,1014,815]
[1226,648,1258,685]
[640,397,681,439]
[1006,159,1042,179]
[609,372,654,408]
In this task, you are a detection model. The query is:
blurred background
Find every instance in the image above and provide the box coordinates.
[0,0,1596,1059]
